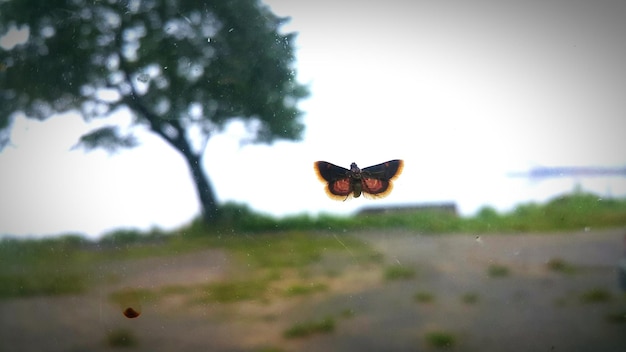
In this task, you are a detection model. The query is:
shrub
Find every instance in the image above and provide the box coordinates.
[424,330,456,348]
[283,317,335,338]
[384,265,416,281]
[487,264,510,278]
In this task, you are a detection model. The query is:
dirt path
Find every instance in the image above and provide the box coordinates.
[303,228,626,352]
[1,228,625,352]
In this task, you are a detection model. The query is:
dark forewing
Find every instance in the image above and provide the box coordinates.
[361,159,404,180]
[314,161,350,182]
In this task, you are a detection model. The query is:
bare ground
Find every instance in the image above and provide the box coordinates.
[1,227,626,352]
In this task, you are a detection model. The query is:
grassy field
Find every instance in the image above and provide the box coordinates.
[1,191,625,351]
[1,190,625,300]
[206,190,626,234]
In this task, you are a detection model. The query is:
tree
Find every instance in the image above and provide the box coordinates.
[0,0,308,223]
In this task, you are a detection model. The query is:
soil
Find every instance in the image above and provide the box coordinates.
[1,227,625,352]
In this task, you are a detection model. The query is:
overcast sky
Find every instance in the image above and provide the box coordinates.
[1,0,625,238]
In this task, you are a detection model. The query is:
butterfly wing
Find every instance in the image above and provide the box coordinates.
[361,159,404,180]
[314,161,355,200]
[360,159,404,198]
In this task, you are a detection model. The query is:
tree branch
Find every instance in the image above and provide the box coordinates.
[114,17,195,158]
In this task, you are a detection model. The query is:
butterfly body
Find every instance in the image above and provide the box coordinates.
[314,160,404,200]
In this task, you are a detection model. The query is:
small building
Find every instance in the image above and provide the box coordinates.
[357,202,458,217]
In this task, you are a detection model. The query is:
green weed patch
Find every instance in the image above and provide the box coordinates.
[384,264,416,281]
[283,316,335,338]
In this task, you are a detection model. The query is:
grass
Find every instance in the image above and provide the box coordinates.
[283,282,328,297]
[184,191,626,235]
[108,287,159,315]
[424,330,456,349]
[546,257,575,273]
[462,191,626,233]
[203,231,379,270]
[108,279,272,307]
[384,264,416,281]
[580,288,612,303]
[198,279,271,303]
[340,308,355,318]
[487,264,510,278]
[413,291,435,303]
[606,310,626,324]
[0,272,87,298]
[461,292,479,304]
[0,235,92,298]
[106,328,138,347]
[0,230,377,300]
[2,190,625,300]
[97,229,376,306]
[283,316,335,338]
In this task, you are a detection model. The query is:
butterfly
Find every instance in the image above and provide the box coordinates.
[314,160,404,200]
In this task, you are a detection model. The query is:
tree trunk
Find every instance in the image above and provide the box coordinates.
[181,150,219,224]
[121,72,220,225]
[141,115,219,224]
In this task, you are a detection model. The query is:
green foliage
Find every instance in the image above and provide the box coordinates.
[283,282,328,297]
[424,330,456,349]
[283,317,335,338]
[106,329,138,348]
[207,191,626,235]
[0,0,308,141]
[0,0,308,222]
[580,288,612,303]
[73,126,138,153]
[200,279,270,303]
[214,202,278,232]
[0,272,86,298]
[461,292,479,304]
[467,191,626,232]
[606,310,626,324]
[1,190,625,300]
[384,264,416,281]
[0,235,90,298]
[194,228,377,270]
[99,228,147,246]
[340,308,356,318]
[546,257,577,274]
[487,264,510,278]
[0,227,379,299]
[476,206,499,220]
[109,287,158,305]
[413,291,435,303]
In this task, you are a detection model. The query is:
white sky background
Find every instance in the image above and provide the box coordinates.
[1,0,625,238]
